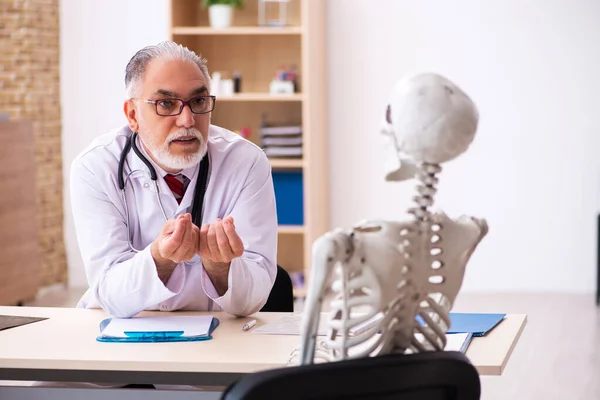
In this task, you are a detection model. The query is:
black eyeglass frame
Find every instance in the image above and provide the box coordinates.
[133,95,216,116]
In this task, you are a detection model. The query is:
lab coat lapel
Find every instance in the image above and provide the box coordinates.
[177,167,197,214]
[178,148,210,220]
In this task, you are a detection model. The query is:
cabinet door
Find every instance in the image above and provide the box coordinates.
[0,120,39,305]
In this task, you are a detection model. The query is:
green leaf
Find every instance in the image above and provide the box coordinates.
[202,0,244,8]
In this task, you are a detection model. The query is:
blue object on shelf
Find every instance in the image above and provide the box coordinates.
[272,170,304,225]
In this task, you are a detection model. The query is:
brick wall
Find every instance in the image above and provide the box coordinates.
[0,0,68,287]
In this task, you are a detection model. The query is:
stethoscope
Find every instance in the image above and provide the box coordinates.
[117,131,210,253]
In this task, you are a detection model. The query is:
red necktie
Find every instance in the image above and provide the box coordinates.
[164,174,187,204]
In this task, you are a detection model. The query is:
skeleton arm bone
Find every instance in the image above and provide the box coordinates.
[298,230,354,365]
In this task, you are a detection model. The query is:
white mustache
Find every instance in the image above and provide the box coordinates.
[167,129,202,143]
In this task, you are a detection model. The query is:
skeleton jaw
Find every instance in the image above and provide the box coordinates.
[380,119,420,182]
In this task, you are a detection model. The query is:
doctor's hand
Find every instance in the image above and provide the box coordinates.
[198,216,244,264]
[198,216,244,296]
[152,213,199,265]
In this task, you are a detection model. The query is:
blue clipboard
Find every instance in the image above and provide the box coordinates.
[96,317,220,343]
[446,313,505,337]
[417,313,505,337]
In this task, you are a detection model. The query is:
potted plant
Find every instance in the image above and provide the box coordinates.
[202,0,244,29]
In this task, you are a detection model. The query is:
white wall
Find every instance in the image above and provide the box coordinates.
[61,0,600,292]
[60,0,170,287]
[327,0,600,292]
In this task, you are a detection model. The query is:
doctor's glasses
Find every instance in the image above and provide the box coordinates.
[135,95,216,116]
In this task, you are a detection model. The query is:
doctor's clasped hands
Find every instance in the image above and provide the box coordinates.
[151,213,244,292]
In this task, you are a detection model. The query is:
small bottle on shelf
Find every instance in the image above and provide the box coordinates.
[233,71,242,93]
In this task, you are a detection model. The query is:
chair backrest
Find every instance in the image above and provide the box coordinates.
[221,351,481,400]
[259,264,294,312]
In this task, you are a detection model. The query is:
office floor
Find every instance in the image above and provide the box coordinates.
[24,286,600,400]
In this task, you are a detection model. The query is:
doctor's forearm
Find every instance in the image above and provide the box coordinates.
[203,260,230,296]
[151,242,178,284]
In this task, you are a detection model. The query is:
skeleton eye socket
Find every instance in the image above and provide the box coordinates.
[385,104,392,124]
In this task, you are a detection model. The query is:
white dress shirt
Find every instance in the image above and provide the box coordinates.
[70,124,278,318]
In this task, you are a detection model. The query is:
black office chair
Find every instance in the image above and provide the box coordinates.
[221,351,481,400]
[260,264,294,312]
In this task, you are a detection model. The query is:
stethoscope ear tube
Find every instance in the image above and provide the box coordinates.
[118,136,133,190]
[130,132,158,181]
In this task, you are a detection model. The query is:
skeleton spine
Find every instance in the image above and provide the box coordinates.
[409,162,441,223]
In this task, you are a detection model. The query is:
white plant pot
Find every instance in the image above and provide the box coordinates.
[208,5,233,29]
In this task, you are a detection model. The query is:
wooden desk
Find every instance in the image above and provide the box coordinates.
[0,306,526,387]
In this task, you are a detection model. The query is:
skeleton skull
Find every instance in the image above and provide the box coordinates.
[381,73,479,181]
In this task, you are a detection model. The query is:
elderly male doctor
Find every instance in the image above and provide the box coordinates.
[70,41,278,319]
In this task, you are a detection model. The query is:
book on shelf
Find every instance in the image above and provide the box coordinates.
[263,146,302,158]
[260,123,303,158]
[262,135,303,147]
[261,125,302,136]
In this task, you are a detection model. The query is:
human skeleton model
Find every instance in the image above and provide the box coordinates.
[291,73,489,366]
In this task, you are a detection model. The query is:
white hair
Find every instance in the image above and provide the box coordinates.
[124,41,211,98]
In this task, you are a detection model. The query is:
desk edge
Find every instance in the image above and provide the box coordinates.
[498,314,527,374]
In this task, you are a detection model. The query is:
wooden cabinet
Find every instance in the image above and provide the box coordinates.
[0,120,39,305]
[169,0,329,297]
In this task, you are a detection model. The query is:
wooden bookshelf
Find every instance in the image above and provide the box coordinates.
[293,287,307,298]
[269,158,304,169]
[172,26,303,35]
[169,0,328,298]
[278,225,305,234]
[216,93,304,102]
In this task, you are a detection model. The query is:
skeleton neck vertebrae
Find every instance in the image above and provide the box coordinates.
[406,162,449,352]
[292,73,488,366]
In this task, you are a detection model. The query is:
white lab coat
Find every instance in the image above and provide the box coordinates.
[70,124,278,318]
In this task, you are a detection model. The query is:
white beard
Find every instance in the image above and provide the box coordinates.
[140,127,207,170]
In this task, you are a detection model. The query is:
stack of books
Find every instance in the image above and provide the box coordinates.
[260,125,303,158]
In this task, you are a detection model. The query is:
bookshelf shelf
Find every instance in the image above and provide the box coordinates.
[293,287,307,298]
[170,0,328,298]
[217,93,304,102]
[278,225,305,235]
[269,158,304,169]
[172,26,303,35]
